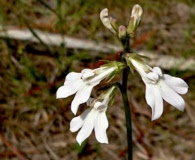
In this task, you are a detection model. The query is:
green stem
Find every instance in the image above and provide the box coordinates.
[120,67,133,160]
[119,36,133,160]
[121,37,130,53]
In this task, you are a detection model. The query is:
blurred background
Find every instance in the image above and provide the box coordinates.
[0,0,194,159]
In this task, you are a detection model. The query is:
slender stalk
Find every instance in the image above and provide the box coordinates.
[121,37,130,53]
[119,37,133,160]
[121,68,133,160]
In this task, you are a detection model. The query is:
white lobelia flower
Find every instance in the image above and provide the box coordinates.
[56,62,124,115]
[70,86,116,145]
[100,8,117,34]
[126,54,189,120]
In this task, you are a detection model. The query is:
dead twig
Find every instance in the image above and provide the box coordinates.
[43,138,60,160]
[0,27,194,71]
[0,133,27,160]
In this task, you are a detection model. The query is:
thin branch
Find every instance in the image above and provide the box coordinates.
[0,27,194,71]
[0,133,27,160]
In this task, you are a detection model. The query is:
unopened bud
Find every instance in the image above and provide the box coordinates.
[118,25,127,39]
[127,4,143,37]
[110,17,120,32]
[131,4,143,26]
[100,8,117,34]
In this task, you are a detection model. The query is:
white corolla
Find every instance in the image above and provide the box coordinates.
[70,86,116,145]
[56,62,124,115]
[126,54,188,120]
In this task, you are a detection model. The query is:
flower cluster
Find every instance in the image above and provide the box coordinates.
[100,4,143,38]
[57,61,124,144]
[56,4,188,145]
[57,61,124,115]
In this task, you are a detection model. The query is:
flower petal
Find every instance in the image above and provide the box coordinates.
[88,67,114,84]
[94,112,108,143]
[94,101,102,109]
[153,67,162,77]
[146,72,159,82]
[70,109,91,132]
[160,81,185,111]
[86,98,94,107]
[56,79,83,99]
[64,72,82,85]
[163,74,188,94]
[81,69,94,79]
[145,84,155,108]
[145,84,163,120]
[76,109,97,145]
[71,84,94,115]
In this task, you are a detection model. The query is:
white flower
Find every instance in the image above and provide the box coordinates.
[56,62,124,115]
[70,86,116,145]
[126,55,188,120]
[100,8,117,34]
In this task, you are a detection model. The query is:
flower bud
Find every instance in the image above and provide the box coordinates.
[127,4,143,37]
[131,4,143,25]
[110,17,120,32]
[100,8,117,34]
[118,25,127,39]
